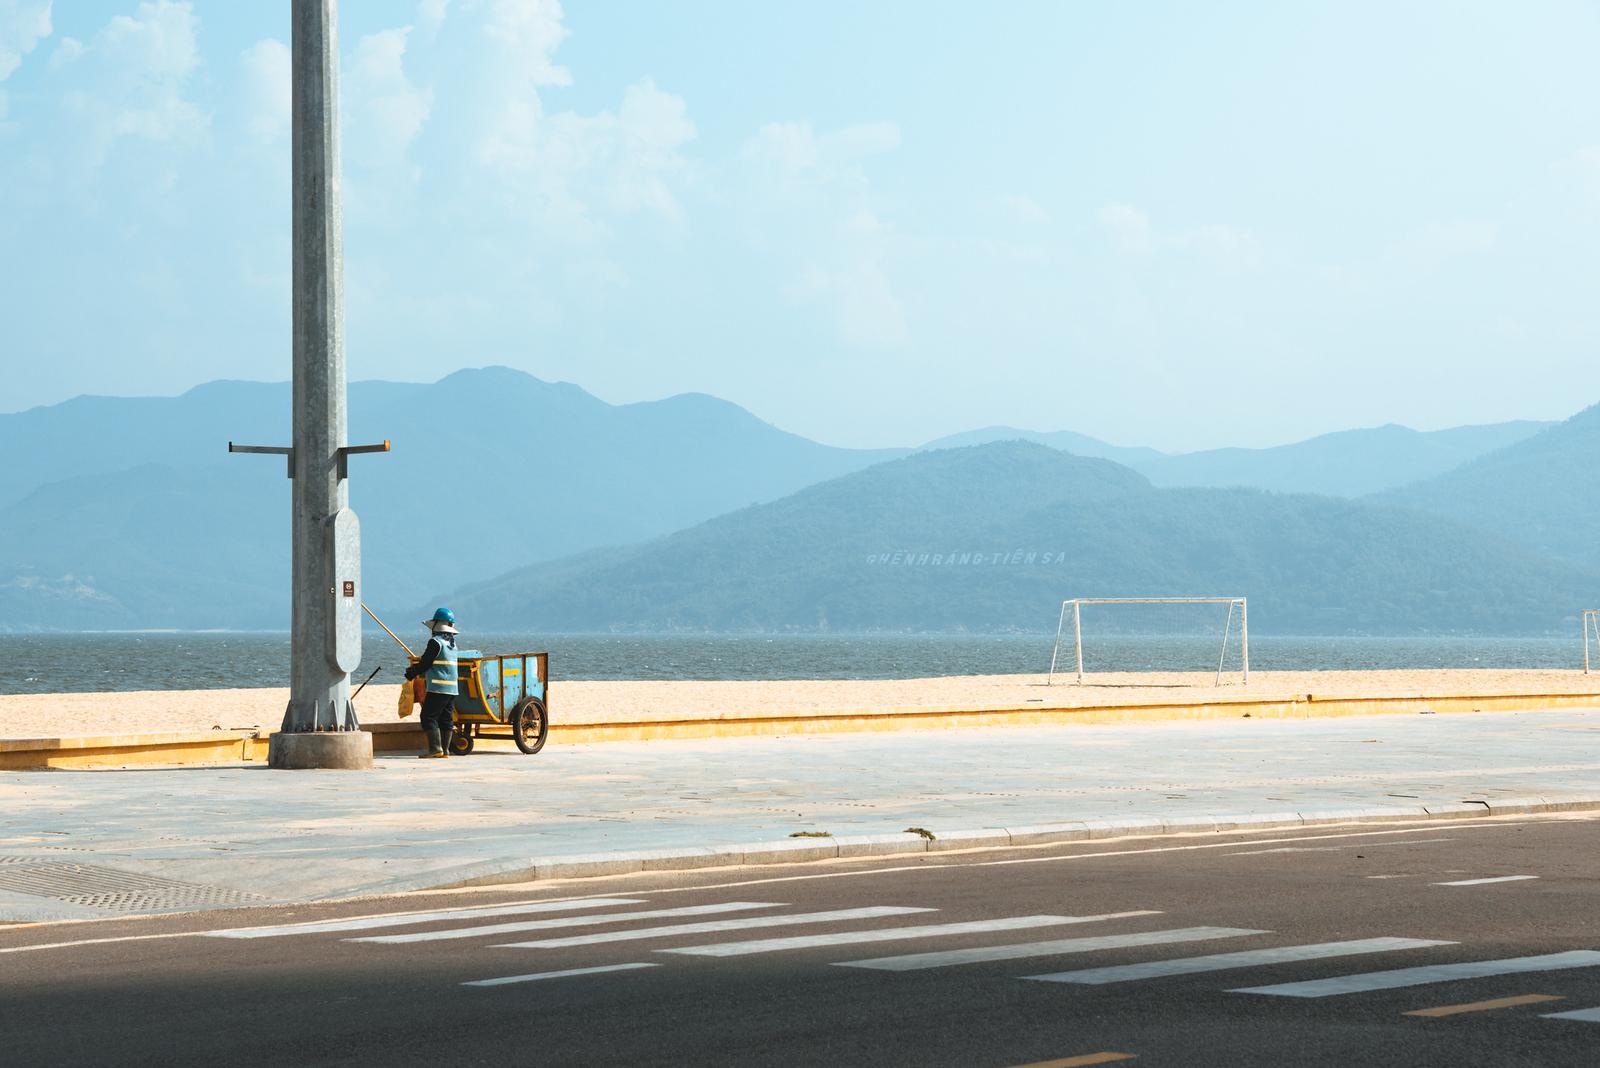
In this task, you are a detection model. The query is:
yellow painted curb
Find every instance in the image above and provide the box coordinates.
[0,730,265,770]
[2,688,1596,768]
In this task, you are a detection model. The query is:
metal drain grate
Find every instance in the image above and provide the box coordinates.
[0,862,267,913]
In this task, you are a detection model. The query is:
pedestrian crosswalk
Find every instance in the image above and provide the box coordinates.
[208,892,1600,1024]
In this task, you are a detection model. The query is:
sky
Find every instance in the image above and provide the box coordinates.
[1,1,1598,451]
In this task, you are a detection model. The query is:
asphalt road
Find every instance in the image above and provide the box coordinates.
[4,814,1598,1067]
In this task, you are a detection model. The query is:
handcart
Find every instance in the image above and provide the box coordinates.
[439,650,549,756]
[363,603,550,757]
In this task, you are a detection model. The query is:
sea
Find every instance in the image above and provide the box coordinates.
[3,633,1590,695]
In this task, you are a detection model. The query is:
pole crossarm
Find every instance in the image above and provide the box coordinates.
[229,442,294,478]
[336,439,390,479]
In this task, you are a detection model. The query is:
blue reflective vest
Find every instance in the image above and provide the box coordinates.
[424,633,459,695]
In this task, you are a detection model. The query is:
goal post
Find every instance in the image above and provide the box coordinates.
[1047,597,1249,686]
[1585,610,1600,675]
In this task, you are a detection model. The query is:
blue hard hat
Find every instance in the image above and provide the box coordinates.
[430,607,456,625]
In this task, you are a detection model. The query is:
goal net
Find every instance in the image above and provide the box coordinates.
[1585,610,1600,675]
[1047,597,1249,686]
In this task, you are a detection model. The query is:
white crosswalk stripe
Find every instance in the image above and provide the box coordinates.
[1233,950,1600,998]
[661,915,1128,958]
[463,963,660,987]
[347,902,782,944]
[838,925,1260,972]
[1542,1007,1600,1023]
[494,906,934,950]
[1025,937,1454,985]
[206,898,646,939]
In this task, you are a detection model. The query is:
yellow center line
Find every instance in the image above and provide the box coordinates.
[1405,993,1565,1018]
[1010,1054,1136,1068]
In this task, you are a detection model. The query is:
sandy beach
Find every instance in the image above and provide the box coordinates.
[3,668,1598,740]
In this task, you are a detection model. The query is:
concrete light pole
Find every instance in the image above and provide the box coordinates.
[232,0,387,769]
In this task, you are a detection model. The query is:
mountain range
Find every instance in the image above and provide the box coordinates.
[443,442,1597,635]
[922,420,1552,498]
[0,367,1591,632]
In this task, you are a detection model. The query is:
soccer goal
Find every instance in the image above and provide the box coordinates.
[1047,597,1249,686]
[1585,610,1600,675]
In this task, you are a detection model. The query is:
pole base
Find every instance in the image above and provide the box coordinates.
[267,731,373,770]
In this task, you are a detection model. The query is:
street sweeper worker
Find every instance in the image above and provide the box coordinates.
[405,607,459,758]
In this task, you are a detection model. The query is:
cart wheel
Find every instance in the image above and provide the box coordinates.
[447,726,474,756]
[511,697,548,754]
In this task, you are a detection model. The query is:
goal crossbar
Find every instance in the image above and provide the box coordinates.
[1047,597,1249,686]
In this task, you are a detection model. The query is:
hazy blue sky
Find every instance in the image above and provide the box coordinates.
[2,1,1598,450]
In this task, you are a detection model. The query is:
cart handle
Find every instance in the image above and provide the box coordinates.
[361,602,416,658]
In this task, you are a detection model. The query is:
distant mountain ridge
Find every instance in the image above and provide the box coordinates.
[1371,404,1599,565]
[0,368,906,630]
[921,420,1551,498]
[0,367,1582,632]
[443,442,1597,635]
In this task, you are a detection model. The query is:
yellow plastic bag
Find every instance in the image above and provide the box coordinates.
[398,680,416,719]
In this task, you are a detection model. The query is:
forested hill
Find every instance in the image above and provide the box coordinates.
[1371,403,1600,566]
[442,442,1598,635]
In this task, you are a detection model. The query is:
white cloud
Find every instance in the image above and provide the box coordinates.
[741,120,908,350]
[1574,145,1600,212]
[1098,202,1153,254]
[466,2,695,234]
[0,0,51,82]
[417,0,451,35]
[1099,202,1260,268]
[478,0,569,86]
[51,0,205,161]
[345,27,432,168]
[239,38,288,146]
[1392,219,1498,269]
[999,194,1048,224]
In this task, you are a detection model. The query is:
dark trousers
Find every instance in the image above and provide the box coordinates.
[421,692,455,746]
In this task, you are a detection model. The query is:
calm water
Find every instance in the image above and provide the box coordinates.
[3,632,1590,694]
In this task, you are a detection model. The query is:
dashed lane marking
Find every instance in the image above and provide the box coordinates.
[494,906,934,950]
[660,915,1127,959]
[838,924,1256,973]
[1405,993,1565,1017]
[1542,1007,1600,1023]
[347,902,782,944]
[462,962,659,987]
[1431,875,1539,887]
[1233,951,1600,998]
[207,897,646,939]
[1027,937,1452,986]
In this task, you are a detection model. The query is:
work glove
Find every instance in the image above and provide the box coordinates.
[404,665,419,681]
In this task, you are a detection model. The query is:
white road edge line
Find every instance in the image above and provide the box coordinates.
[493,906,935,950]
[1431,875,1539,887]
[347,902,782,944]
[463,963,659,987]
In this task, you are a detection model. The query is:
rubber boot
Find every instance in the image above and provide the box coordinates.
[420,724,441,758]
[438,725,452,758]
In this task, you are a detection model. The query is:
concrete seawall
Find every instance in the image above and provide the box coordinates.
[4,670,1598,769]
